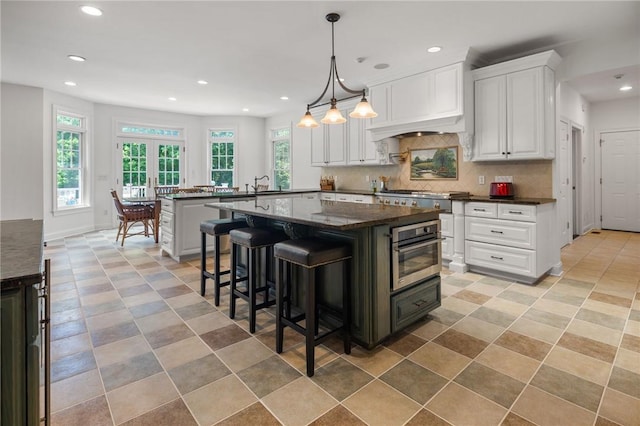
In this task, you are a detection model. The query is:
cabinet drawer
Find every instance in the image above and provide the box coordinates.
[335,193,351,202]
[465,202,498,218]
[391,276,441,332]
[319,193,336,201]
[466,217,535,249]
[160,199,174,213]
[498,204,536,222]
[465,240,536,277]
[441,235,454,260]
[351,195,374,204]
[439,213,453,236]
[160,211,174,231]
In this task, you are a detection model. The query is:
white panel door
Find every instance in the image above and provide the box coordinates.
[601,130,640,232]
[557,119,572,246]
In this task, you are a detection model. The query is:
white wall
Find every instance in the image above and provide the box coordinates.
[590,96,640,229]
[265,110,320,189]
[1,83,44,220]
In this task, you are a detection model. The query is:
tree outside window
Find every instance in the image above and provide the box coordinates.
[209,130,235,186]
[55,110,87,209]
[272,128,291,190]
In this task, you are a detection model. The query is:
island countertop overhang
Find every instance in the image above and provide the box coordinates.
[205,198,441,230]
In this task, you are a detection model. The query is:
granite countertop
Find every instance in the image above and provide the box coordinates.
[462,195,556,205]
[207,198,439,230]
[162,189,318,201]
[1,219,44,290]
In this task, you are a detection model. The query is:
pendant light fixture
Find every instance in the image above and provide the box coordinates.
[297,13,377,128]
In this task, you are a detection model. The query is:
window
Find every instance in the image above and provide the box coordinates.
[209,129,235,186]
[55,109,88,210]
[272,127,291,190]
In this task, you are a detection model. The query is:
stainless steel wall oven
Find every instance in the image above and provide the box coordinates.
[391,220,441,291]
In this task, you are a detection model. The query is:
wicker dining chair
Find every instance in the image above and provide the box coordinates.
[111,190,155,246]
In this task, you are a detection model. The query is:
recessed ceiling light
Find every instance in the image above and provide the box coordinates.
[427,46,442,53]
[64,81,77,86]
[81,6,103,16]
[280,96,289,101]
[620,85,633,91]
[242,108,249,112]
[168,97,177,101]
[197,80,208,85]
[68,55,86,62]
[374,63,389,70]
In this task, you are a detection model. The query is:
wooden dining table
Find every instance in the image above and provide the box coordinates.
[122,197,161,243]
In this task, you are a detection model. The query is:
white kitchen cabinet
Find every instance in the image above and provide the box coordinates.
[334,193,374,204]
[440,213,454,261]
[161,197,223,262]
[310,109,347,167]
[347,117,380,165]
[472,50,560,161]
[368,62,463,129]
[463,201,559,283]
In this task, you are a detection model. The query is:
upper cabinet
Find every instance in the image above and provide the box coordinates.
[368,63,464,129]
[310,109,347,166]
[472,50,561,161]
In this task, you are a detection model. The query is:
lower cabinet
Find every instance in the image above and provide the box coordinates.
[391,276,441,332]
[161,197,224,262]
[440,213,454,261]
[463,201,558,283]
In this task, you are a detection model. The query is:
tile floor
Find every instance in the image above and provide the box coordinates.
[45,228,640,425]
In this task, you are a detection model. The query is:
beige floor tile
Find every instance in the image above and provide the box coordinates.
[94,335,151,368]
[410,319,449,341]
[475,345,540,383]
[216,337,275,372]
[279,342,339,374]
[135,310,183,333]
[80,290,120,306]
[50,289,79,302]
[440,296,478,315]
[509,317,564,344]
[51,333,92,361]
[544,346,612,386]
[466,282,506,297]
[261,378,336,426]
[426,382,506,426]
[483,297,529,317]
[107,372,179,424]
[625,319,640,337]
[85,308,133,331]
[452,316,505,343]
[186,311,234,335]
[598,387,640,426]
[165,292,204,309]
[153,335,211,371]
[582,299,631,319]
[512,386,596,426]
[615,347,640,374]
[184,374,257,425]
[532,298,580,318]
[343,380,422,426]
[51,369,104,413]
[566,319,622,347]
[123,291,164,307]
[408,342,471,379]
[345,346,403,377]
[506,283,548,297]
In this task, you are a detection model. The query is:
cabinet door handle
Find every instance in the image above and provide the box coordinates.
[413,299,428,308]
[501,152,506,155]
[491,255,504,260]
[508,210,523,214]
[474,208,486,212]
[490,230,504,234]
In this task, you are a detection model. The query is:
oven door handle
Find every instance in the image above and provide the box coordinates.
[393,238,440,252]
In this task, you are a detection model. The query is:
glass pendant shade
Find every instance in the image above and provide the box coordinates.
[297,111,319,128]
[321,105,347,124]
[349,97,378,118]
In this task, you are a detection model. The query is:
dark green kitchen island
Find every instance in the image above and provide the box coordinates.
[207,197,442,349]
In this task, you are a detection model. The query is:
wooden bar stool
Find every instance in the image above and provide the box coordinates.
[199,218,247,305]
[229,227,288,333]
[274,237,352,377]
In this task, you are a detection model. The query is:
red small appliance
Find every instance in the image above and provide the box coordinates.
[489,182,514,199]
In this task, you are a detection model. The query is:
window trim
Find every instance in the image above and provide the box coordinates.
[52,105,91,214]
[207,127,237,187]
[271,126,292,190]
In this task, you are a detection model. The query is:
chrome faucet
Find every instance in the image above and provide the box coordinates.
[251,175,269,193]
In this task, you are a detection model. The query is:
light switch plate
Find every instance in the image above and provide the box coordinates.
[478,175,485,184]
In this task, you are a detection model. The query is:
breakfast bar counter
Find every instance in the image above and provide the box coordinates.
[207,197,442,348]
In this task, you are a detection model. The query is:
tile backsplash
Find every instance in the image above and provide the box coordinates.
[323,133,553,199]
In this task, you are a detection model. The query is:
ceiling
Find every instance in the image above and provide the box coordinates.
[2,1,639,118]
